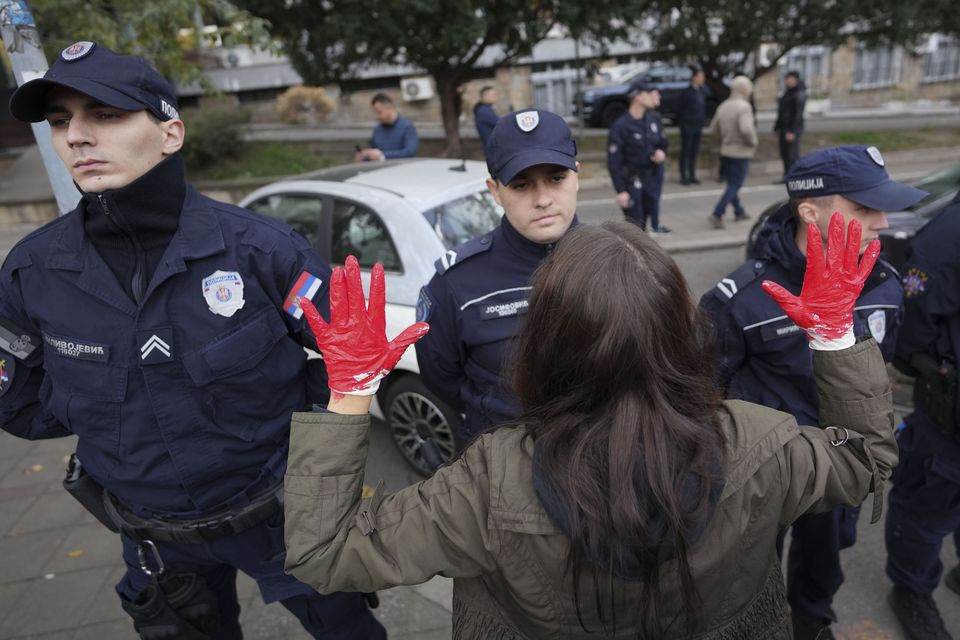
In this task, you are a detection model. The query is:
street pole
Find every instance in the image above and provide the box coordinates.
[1,0,80,214]
[574,36,584,137]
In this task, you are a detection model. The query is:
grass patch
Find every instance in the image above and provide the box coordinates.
[188,143,336,181]
[826,129,956,151]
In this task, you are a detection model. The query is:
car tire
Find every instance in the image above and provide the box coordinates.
[601,101,627,128]
[383,375,464,476]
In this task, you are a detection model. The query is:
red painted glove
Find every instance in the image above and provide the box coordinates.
[301,256,430,395]
[761,212,881,351]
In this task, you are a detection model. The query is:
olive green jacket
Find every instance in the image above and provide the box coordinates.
[284,339,896,639]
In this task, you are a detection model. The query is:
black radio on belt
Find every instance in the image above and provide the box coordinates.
[911,353,958,435]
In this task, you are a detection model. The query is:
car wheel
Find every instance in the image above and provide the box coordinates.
[745,204,780,259]
[383,376,463,476]
[601,101,627,128]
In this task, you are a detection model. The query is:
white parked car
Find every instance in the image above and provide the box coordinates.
[239,158,502,474]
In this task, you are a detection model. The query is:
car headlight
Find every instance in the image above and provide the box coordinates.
[583,91,596,102]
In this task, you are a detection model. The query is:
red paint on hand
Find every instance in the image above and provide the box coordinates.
[301,256,430,394]
[762,212,880,341]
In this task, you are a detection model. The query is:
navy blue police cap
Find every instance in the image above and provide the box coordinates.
[785,145,927,211]
[486,109,577,185]
[9,41,180,123]
[629,79,658,94]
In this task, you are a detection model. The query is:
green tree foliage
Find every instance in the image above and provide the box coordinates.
[648,0,960,96]
[29,0,272,84]
[236,0,651,155]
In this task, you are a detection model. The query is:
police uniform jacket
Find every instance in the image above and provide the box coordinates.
[607,110,668,193]
[700,204,902,425]
[0,155,331,516]
[415,215,572,440]
[284,339,896,639]
[895,197,960,431]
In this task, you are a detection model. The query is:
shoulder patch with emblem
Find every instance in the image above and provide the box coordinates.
[711,260,768,302]
[902,267,928,298]
[433,234,494,275]
[416,287,434,323]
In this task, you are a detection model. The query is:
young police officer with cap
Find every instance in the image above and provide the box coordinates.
[700,144,927,640]
[415,108,579,443]
[607,79,671,234]
[885,190,960,640]
[1,42,384,639]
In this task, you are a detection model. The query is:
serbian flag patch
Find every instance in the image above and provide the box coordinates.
[284,271,323,319]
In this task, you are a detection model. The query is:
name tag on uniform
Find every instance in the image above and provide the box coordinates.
[480,299,529,320]
[759,320,801,343]
[43,332,110,362]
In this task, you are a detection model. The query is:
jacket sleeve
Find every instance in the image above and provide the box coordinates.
[699,292,746,394]
[654,114,668,152]
[893,250,960,376]
[776,338,897,526]
[414,276,467,412]
[284,411,498,593]
[738,104,759,149]
[788,90,806,133]
[607,121,627,193]
[0,251,71,440]
[382,121,420,159]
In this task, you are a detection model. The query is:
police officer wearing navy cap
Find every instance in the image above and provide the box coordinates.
[1,42,384,639]
[607,79,671,234]
[700,144,927,640]
[415,108,579,442]
[884,190,960,640]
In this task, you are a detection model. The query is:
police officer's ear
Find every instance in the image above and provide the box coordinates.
[485,177,503,207]
[159,118,185,156]
[795,199,821,227]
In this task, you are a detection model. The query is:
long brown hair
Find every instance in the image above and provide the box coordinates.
[513,221,726,637]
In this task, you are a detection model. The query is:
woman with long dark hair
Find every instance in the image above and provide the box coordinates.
[284,214,896,639]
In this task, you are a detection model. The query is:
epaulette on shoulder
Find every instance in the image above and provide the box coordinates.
[433,232,494,275]
[876,257,900,280]
[710,259,768,302]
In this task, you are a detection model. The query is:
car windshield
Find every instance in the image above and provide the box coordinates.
[908,164,960,212]
[423,191,502,249]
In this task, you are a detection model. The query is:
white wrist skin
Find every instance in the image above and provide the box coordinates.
[807,328,856,351]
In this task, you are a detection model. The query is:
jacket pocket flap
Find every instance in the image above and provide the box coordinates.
[183,308,288,385]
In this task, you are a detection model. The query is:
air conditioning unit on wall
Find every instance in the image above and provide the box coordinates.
[401,77,434,101]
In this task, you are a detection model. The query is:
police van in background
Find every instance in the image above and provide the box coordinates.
[240,159,503,474]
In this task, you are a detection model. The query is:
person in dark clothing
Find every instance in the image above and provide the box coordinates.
[356,93,419,161]
[474,85,499,154]
[701,144,928,640]
[677,66,708,185]
[774,71,807,180]
[3,41,384,639]
[607,80,671,234]
[884,191,960,640]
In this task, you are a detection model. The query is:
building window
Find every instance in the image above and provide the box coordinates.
[853,46,900,90]
[923,37,960,83]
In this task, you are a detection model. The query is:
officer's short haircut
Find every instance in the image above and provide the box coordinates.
[480,86,495,99]
[371,93,394,107]
[789,196,835,220]
[786,70,801,80]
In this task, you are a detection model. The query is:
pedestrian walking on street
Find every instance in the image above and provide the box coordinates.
[774,70,807,180]
[884,190,960,640]
[608,79,672,234]
[355,92,419,161]
[1,41,384,639]
[284,214,898,640]
[709,75,757,229]
[677,65,708,186]
[700,144,927,639]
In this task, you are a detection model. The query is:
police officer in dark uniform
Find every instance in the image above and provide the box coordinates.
[1,42,384,639]
[607,80,671,234]
[700,145,927,640]
[415,108,579,441]
[885,192,960,640]
[676,66,708,186]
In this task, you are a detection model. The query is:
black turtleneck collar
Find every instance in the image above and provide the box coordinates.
[500,213,579,262]
[83,153,186,251]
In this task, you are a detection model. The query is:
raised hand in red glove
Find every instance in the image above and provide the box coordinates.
[301,255,430,395]
[761,211,881,350]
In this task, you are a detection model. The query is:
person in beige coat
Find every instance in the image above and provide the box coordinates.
[284,216,897,639]
[710,75,759,229]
